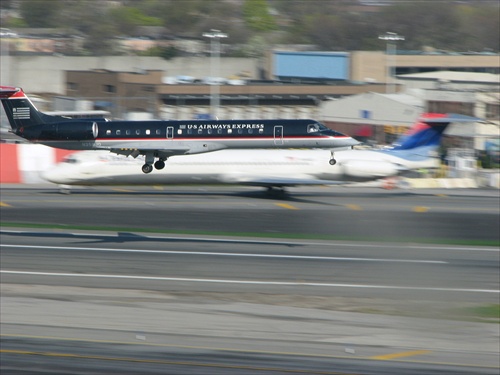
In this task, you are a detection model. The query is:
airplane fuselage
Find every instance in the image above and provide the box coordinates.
[42,147,442,187]
[24,119,355,154]
[1,87,358,174]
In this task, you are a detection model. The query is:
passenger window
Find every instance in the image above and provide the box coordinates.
[126,130,131,135]
[146,129,151,135]
[106,130,111,135]
[116,130,121,135]
[238,129,243,134]
[177,129,182,135]
[208,129,212,134]
[228,129,232,134]
[248,129,253,134]
[217,129,222,134]
[156,129,161,135]
[198,128,203,134]
[136,129,141,135]
[259,128,264,134]
[187,129,192,135]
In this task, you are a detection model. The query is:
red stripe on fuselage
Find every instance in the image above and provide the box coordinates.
[93,135,348,141]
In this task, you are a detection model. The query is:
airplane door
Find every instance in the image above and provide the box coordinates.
[166,126,174,139]
[274,126,283,145]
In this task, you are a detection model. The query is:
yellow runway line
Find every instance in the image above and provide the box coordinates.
[413,206,429,213]
[371,349,431,360]
[275,203,299,210]
[345,204,362,211]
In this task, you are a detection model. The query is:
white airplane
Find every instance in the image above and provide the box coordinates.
[42,113,479,191]
[0,85,358,174]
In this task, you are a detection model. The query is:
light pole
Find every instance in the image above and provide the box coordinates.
[203,29,227,119]
[378,32,404,94]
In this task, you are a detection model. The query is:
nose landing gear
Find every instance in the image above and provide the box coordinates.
[329,151,337,165]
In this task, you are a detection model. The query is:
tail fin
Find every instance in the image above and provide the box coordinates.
[391,113,480,151]
[0,86,65,133]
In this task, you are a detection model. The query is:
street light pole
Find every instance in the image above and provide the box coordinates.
[203,29,227,119]
[378,32,404,94]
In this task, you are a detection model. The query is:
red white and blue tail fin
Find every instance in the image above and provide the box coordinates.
[391,113,480,151]
[0,86,67,134]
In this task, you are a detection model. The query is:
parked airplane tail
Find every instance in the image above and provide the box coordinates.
[392,113,480,151]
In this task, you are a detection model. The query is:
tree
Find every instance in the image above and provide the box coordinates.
[20,0,63,28]
[243,0,277,32]
[109,6,162,36]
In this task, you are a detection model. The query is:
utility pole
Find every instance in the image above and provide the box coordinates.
[203,29,227,119]
[378,32,404,94]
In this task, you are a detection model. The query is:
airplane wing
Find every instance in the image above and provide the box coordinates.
[111,147,190,159]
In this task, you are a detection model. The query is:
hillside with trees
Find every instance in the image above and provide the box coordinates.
[1,0,498,56]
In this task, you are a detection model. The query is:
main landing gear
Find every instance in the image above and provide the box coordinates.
[329,151,337,165]
[142,154,167,174]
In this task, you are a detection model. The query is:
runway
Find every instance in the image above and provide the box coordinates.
[1,184,499,374]
[1,184,499,243]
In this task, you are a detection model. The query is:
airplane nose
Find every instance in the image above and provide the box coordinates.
[41,168,70,184]
[347,137,360,147]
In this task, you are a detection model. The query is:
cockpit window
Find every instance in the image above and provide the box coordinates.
[63,157,78,164]
[307,124,320,133]
[309,122,345,136]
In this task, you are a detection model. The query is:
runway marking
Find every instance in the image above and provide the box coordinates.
[275,203,299,210]
[413,206,429,213]
[111,188,135,193]
[0,244,447,264]
[371,350,431,360]
[2,270,498,294]
[345,204,362,211]
[0,201,11,207]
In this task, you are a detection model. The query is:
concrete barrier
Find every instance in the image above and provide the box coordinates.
[0,143,74,183]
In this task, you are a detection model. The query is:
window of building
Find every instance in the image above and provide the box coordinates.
[427,101,474,116]
[103,84,116,93]
[486,103,499,119]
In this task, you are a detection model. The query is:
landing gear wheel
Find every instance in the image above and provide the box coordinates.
[329,150,336,166]
[142,164,153,174]
[154,160,165,170]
